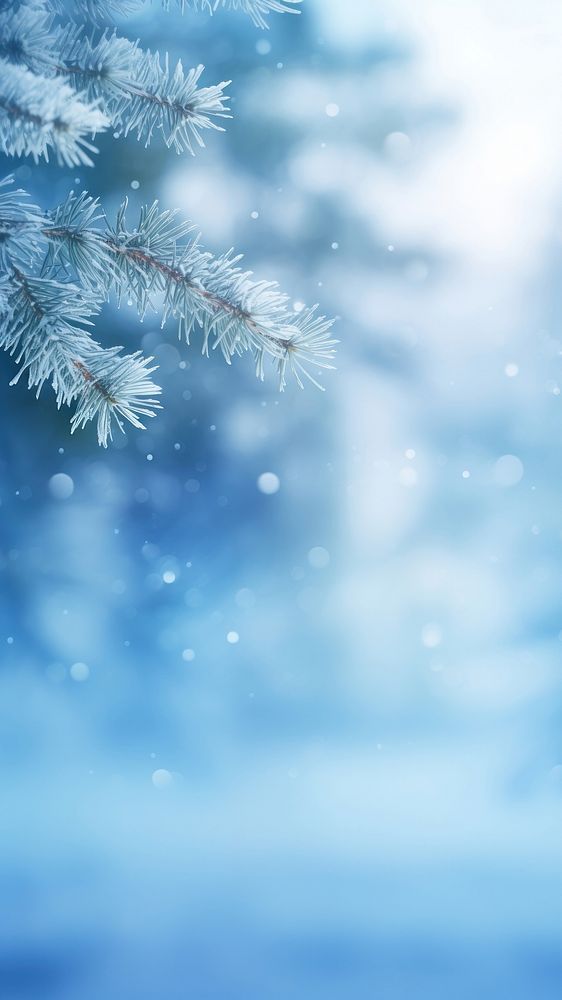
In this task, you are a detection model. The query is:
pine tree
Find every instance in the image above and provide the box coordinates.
[0,0,335,445]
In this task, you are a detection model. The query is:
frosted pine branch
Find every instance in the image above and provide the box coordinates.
[0,17,230,155]
[0,266,161,445]
[170,0,302,30]
[54,29,231,154]
[3,268,104,405]
[69,347,162,445]
[45,193,337,389]
[0,0,336,448]
[0,174,46,267]
[52,26,232,153]
[0,178,335,443]
[116,53,230,154]
[49,0,144,23]
[0,58,108,165]
[50,0,300,28]
[0,4,55,73]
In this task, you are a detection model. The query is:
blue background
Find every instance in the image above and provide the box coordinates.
[2,1,562,997]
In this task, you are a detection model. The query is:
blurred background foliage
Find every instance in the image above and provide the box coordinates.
[2,1,562,997]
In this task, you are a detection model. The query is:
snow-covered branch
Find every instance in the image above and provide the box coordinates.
[0,58,107,165]
[0,0,336,447]
[46,193,337,389]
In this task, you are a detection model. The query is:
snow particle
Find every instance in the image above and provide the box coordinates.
[256,39,271,55]
[505,362,519,377]
[162,570,176,584]
[493,454,524,487]
[236,588,256,609]
[182,648,195,662]
[462,470,470,479]
[325,103,340,117]
[308,546,330,569]
[70,661,89,682]
[257,472,280,495]
[226,631,239,644]
[49,473,74,500]
[152,768,172,788]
